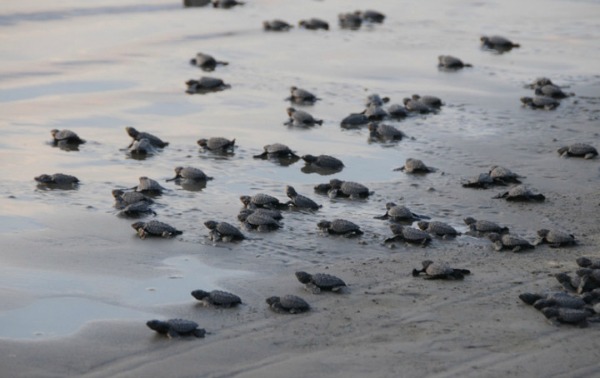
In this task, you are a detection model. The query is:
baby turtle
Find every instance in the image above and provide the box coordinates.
[527,77,555,89]
[520,96,559,110]
[126,127,169,148]
[541,307,590,327]
[412,260,471,280]
[368,122,406,141]
[577,257,600,269]
[374,202,428,222]
[488,232,534,252]
[534,84,570,99]
[186,77,230,94]
[146,319,205,338]
[189,52,229,71]
[118,201,156,218]
[212,0,244,8]
[464,217,509,234]
[204,220,245,242]
[338,12,362,29]
[301,154,344,171]
[167,166,213,182]
[412,94,443,109]
[128,138,155,157]
[286,86,320,104]
[462,173,495,189]
[535,229,576,247]
[298,18,329,31]
[384,224,431,246]
[488,165,522,184]
[240,193,283,209]
[438,55,472,70]
[363,104,388,121]
[266,295,310,314]
[417,221,460,238]
[393,158,434,173]
[286,185,321,210]
[238,209,281,232]
[317,219,363,237]
[131,220,183,239]
[557,143,598,159]
[191,289,242,307]
[356,9,385,23]
[286,107,323,126]
[253,143,299,159]
[326,179,371,199]
[340,113,369,128]
[403,97,433,114]
[263,19,292,31]
[184,0,211,7]
[365,94,390,107]
[480,35,520,52]
[238,207,283,221]
[493,185,545,202]
[387,103,408,119]
[295,271,346,293]
[197,137,236,152]
[35,173,79,187]
[112,189,153,209]
[50,129,86,146]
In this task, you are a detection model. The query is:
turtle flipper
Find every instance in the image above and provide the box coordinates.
[193,329,206,338]
[167,329,181,338]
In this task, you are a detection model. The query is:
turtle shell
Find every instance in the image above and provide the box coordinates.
[318,219,362,235]
[125,127,168,148]
[267,295,310,314]
[417,221,459,236]
[197,137,235,151]
[298,18,329,30]
[51,129,85,144]
[464,217,508,233]
[302,155,344,170]
[558,143,598,158]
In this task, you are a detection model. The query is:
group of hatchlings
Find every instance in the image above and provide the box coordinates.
[34,5,600,337]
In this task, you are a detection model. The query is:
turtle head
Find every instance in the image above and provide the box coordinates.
[50,129,59,138]
[537,229,550,238]
[34,174,53,183]
[576,257,592,268]
[314,183,331,192]
[197,138,208,147]
[295,271,312,284]
[301,154,317,163]
[540,307,559,320]
[367,122,377,132]
[125,127,139,138]
[416,221,429,230]
[556,146,568,155]
[290,86,298,92]
[191,290,210,301]
[385,202,397,210]
[463,217,476,226]
[317,220,332,230]
[239,195,252,207]
[518,292,543,305]
[146,319,169,334]
[265,296,280,306]
[520,97,533,105]
[480,36,489,43]
[411,94,421,101]
[421,260,434,270]
[204,221,218,230]
[112,189,125,198]
[131,221,145,231]
[285,185,297,197]
[286,107,296,116]
[402,97,412,105]
[389,223,404,235]
[487,232,501,242]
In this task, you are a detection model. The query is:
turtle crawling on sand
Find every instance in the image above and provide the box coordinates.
[34,173,79,188]
[577,257,600,269]
[338,12,362,29]
[197,137,236,153]
[128,138,155,157]
[186,77,230,94]
[541,307,591,327]
[393,158,434,173]
[295,271,347,293]
[368,122,405,141]
[253,143,299,161]
[112,189,153,209]
[263,19,292,31]
[191,289,242,307]
[417,221,460,238]
[520,96,559,110]
[212,0,244,9]
[461,173,495,189]
[126,127,168,148]
[317,219,363,237]
[356,10,385,23]
[266,295,310,314]
[51,129,86,148]
[131,220,182,239]
[480,35,520,52]
[238,209,281,232]
[324,179,372,199]
[204,220,245,242]
[438,55,472,70]
[286,185,321,210]
[301,154,344,171]
[403,97,433,114]
[493,185,545,202]
[488,232,534,252]
[147,319,206,338]
[298,18,329,31]
[190,52,229,71]
[412,260,471,280]
[118,201,156,218]
[286,107,323,126]
[535,229,576,247]
[488,165,522,184]
[464,217,509,235]
[374,202,429,222]
[240,193,284,209]
[167,166,213,182]
[557,143,598,159]
[286,86,320,104]
[384,224,431,246]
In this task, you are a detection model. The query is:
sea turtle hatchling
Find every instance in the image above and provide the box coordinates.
[464,217,509,234]
[301,154,344,171]
[461,173,495,189]
[285,185,321,210]
[253,143,299,159]
[204,220,245,242]
[134,177,166,195]
[238,208,283,221]
[387,103,408,119]
[191,289,242,307]
[326,179,371,199]
[112,189,153,209]
[480,35,520,52]
[363,104,388,121]
[577,257,600,269]
[488,165,522,184]
[417,221,460,238]
[403,97,433,114]
[185,77,230,94]
[438,55,472,69]
[295,271,346,293]
[167,166,213,182]
[197,137,236,152]
[368,122,405,141]
[317,219,363,237]
[212,0,244,8]
[128,138,155,157]
[541,307,590,327]
[365,94,390,107]
[412,94,443,109]
[534,84,570,99]
[189,52,229,71]
[535,229,576,247]
[34,173,79,189]
[146,319,206,338]
[338,12,362,29]
[125,127,169,148]
[412,260,471,280]
[393,158,434,173]
[50,129,86,145]
[384,224,431,246]
[263,19,292,31]
[118,201,156,218]
[557,143,598,159]
[266,295,310,314]
[238,209,281,232]
[356,9,385,23]
[240,193,283,209]
[286,86,320,104]
[298,18,329,30]
[520,96,559,110]
[374,202,429,222]
[131,220,183,239]
[286,107,323,126]
[493,185,545,202]
[340,113,369,128]
[488,232,534,252]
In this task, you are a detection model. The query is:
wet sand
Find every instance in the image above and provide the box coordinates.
[1,0,600,376]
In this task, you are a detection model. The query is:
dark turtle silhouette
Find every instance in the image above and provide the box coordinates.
[464,217,509,234]
[266,295,310,314]
[186,77,230,94]
[403,97,433,114]
[340,113,369,128]
[118,201,156,218]
[112,189,153,209]
[126,127,169,148]
[577,257,600,269]
[338,12,362,29]
[286,107,323,126]
[534,84,570,99]
[541,307,590,327]
[488,232,534,252]
[286,86,320,104]
[238,207,283,221]
[384,224,431,246]
[301,154,344,171]
[190,52,229,71]
[417,221,460,238]
[238,209,281,232]
[535,229,576,247]
[263,19,292,31]
[50,129,86,147]
[34,173,79,188]
[128,138,155,157]
[521,96,559,110]
[191,289,242,307]
[480,35,520,52]
[365,94,390,107]
[531,292,587,311]
[204,220,245,242]
[462,173,495,189]
[488,165,522,184]
[387,103,408,119]
[132,220,182,239]
[374,202,429,222]
[362,104,388,121]
[412,94,443,109]
[184,0,211,7]
[197,137,236,152]
[285,185,321,210]
[167,166,213,182]
[356,9,385,23]
[368,122,405,141]
[240,193,283,209]
[299,18,329,30]
[557,143,598,159]
[212,0,244,8]
[147,319,206,338]
[555,273,584,293]
[526,77,554,89]
[317,219,363,237]
[326,179,371,199]
[412,260,470,279]
[493,185,545,202]
[295,271,346,293]
[253,143,299,159]
[393,158,434,173]
[438,55,472,69]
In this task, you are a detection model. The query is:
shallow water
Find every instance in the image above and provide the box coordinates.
[0,0,599,338]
